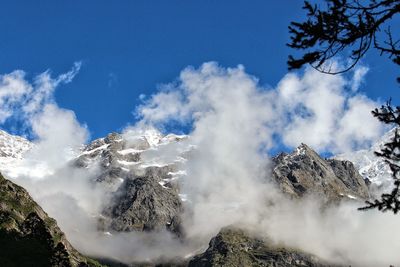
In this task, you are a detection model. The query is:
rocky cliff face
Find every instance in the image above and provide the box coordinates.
[189,228,341,267]
[0,173,102,267]
[76,130,188,235]
[103,176,183,234]
[272,144,370,201]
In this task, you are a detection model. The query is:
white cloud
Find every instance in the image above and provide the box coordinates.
[25,103,88,170]
[134,62,387,239]
[0,70,33,123]
[0,61,82,123]
[148,63,274,239]
[139,63,384,154]
[0,63,196,264]
[351,66,369,92]
[275,66,384,153]
[0,61,393,266]
[24,61,82,115]
[0,62,88,173]
[335,95,382,152]
[132,62,397,266]
[277,68,347,151]
[54,61,82,85]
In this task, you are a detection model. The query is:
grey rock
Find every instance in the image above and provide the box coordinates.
[189,228,342,267]
[75,131,187,235]
[104,176,183,234]
[326,159,369,197]
[272,144,369,201]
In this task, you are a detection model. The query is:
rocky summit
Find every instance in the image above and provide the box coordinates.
[272,143,370,201]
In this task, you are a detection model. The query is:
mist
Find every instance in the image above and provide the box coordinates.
[135,62,397,266]
[0,62,399,266]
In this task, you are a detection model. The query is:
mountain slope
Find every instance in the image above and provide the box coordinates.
[0,173,102,267]
[76,130,188,235]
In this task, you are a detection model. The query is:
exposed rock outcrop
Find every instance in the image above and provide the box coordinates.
[272,144,370,201]
[104,175,183,234]
[75,131,188,235]
[189,228,341,267]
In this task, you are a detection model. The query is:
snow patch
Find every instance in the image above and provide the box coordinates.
[117,160,138,166]
[117,148,143,155]
[81,144,110,155]
[179,193,188,202]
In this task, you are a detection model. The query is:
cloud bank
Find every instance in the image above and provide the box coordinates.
[138,62,384,154]
[135,62,397,266]
[0,61,398,266]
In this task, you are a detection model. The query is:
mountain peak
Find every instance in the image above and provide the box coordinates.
[273,143,369,200]
[295,143,314,155]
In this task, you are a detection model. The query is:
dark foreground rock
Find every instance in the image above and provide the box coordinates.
[0,173,102,267]
[189,228,342,267]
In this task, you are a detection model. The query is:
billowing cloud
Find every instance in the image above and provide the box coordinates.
[131,62,398,266]
[138,62,384,154]
[23,61,81,115]
[0,71,32,123]
[276,66,383,153]
[0,62,88,174]
[350,65,369,92]
[0,61,396,266]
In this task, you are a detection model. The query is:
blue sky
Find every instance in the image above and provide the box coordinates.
[0,0,398,140]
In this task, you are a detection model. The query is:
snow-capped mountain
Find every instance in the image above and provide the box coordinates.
[0,129,32,159]
[0,126,395,198]
[0,127,190,186]
[75,128,190,233]
[0,129,33,179]
[0,127,395,266]
[0,128,191,235]
[76,128,189,192]
[335,128,396,195]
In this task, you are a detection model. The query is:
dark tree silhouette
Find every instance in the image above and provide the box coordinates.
[288,0,400,213]
[287,0,399,82]
[359,103,400,213]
